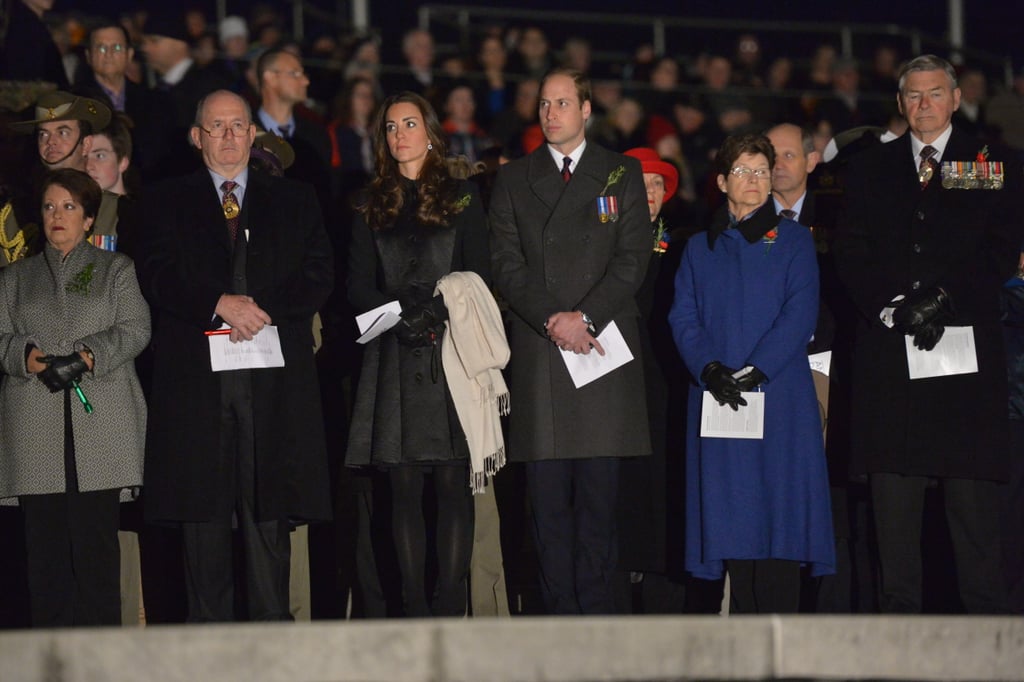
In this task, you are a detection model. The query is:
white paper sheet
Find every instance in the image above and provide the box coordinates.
[559,320,634,388]
[208,325,285,371]
[699,391,765,439]
[808,350,832,377]
[905,326,978,379]
[355,300,402,344]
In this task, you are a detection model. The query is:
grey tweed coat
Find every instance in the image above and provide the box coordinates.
[0,240,150,501]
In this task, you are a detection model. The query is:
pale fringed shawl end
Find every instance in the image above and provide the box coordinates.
[435,272,510,494]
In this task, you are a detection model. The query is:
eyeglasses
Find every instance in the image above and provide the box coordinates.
[729,166,771,180]
[92,43,126,55]
[198,121,250,138]
[269,69,306,79]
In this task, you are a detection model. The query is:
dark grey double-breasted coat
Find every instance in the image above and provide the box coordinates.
[490,142,651,461]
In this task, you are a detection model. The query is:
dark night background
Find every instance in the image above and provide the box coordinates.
[55,1,1022,74]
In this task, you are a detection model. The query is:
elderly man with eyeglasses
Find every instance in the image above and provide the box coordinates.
[136,90,333,623]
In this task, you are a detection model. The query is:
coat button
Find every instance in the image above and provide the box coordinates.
[545,237,554,245]
[409,258,418,267]
[913,243,922,253]
[547,276,556,285]
[582,235,591,243]
[915,210,925,220]
[583,273,592,280]
[414,372,424,382]
[911,280,921,290]
[413,349,422,357]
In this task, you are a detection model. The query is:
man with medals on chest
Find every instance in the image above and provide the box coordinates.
[834,55,1023,613]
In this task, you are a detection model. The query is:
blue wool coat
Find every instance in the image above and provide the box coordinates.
[669,204,835,580]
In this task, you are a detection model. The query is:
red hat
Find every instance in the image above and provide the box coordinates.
[624,147,679,199]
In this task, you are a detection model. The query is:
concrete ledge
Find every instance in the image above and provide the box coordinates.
[1,616,1022,681]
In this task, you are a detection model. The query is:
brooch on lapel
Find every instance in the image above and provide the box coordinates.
[762,225,779,255]
[940,146,1004,190]
[597,165,625,223]
[66,263,95,295]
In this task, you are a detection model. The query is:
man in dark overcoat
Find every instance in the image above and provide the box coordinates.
[137,90,333,621]
[834,55,1023,613]
[490,68,651,614]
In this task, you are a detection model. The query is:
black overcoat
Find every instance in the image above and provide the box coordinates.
[345,179,491,466]
[490,143,651,461]
[833,129,1024,482]
[138,169,334,522]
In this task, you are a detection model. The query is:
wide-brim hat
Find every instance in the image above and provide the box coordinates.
[822,125,885,163]
[624,147,679,199]
[252,131,295,170]
[9,90,111,133]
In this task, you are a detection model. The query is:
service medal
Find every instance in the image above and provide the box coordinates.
[597,196,619,223]
[918,164,934,185]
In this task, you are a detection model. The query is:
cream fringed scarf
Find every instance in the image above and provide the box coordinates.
[435,271,510,494]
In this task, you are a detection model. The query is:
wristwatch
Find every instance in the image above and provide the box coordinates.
[579,311,597,335]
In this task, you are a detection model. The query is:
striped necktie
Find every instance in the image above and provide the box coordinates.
[919,145,938,189]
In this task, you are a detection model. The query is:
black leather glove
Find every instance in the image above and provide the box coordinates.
[37,352,89,393]
[734,365,767,392]
[394,296,447,347]
[701,361,747,411]
[910,319,946,351]
[893,286,954,334]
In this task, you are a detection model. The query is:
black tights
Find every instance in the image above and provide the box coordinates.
[727,558,801,614]
[390,464,474,617]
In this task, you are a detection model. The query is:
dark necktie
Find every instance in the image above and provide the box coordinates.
[561,156,572,184]
[279,123,292,139]
[919,145,938,189]
[779,209,798,220]
[221,180,240,242]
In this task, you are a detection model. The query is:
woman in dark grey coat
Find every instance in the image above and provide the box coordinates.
[346,92,490,616]
[0,169,150,626]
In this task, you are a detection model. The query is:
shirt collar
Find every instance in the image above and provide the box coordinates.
[208,167,250,205]
[773,191,807,220]
[161,57,193,86]
[547,140,586,173]
[910,123,953,164]
[96,80,126,112]
[257,107,296,138]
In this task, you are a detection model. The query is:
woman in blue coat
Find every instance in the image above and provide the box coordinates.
[669,133,834,613]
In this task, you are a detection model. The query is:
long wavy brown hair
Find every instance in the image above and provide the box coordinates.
[360,91,462,230]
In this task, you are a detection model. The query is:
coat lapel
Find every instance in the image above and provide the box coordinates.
[526,148,563,212]
[186,170,233,253]
[561,144,609,216]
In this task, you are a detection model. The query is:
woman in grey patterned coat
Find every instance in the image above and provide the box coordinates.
[0,169,150,626]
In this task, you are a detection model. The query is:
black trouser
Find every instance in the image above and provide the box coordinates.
[21,386,122,627]
[390,464,473,617]
[872,472,1009,613]
[1001,421,1024,614]
[526,458,619,615]
[21,488,121,627]
[182,370,291,622]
